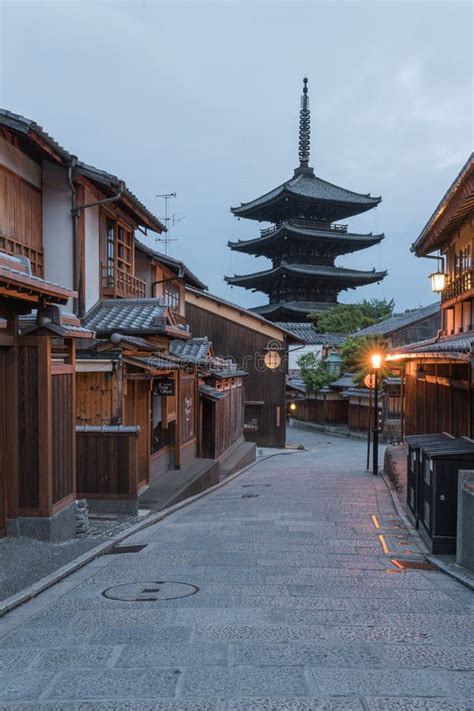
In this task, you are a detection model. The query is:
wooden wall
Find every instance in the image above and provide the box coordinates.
[294,396,348,426]
[201,384,244,459]
[76,428,139,499]
[404,360,472,437]
[52,372,75,504]
[0,348,6,536]
[76,371,120,425]
[186,303,286,447]
[180,374,196,445]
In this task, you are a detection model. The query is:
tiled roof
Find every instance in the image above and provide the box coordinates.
[170,337,211,364]
[0,252,75,303]
[135,240,206,290]
[83,299,170,335]
[253,301,336,318]
[226,263,387,287]
[389,331,474,358]
[275,322,347,345]
[0,109,72,162]
[330,373,357,389]
[199,384,226,401]
[232,170,381,219]
[123,354,180,371]
[229,224,384,254]
[355,302,440,337]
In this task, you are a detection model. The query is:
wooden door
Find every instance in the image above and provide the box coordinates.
[124,379,150,491]
[0,348,6,536]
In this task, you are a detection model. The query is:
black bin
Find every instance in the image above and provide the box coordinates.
[419,437,474,554]
[405,434,452,527]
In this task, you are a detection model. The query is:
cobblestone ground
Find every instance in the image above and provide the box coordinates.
[0,431,473,710]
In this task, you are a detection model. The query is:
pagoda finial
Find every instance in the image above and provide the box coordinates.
[298,77,311,169]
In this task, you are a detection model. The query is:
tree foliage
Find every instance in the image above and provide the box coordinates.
[340,334,391,385]
[309,298,395,334]
[297,352,337,392]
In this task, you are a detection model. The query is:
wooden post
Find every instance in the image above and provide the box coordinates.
[37,335,53,517]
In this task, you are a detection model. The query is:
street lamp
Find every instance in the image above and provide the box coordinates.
[430,270,447,294]
[371,352,383,476]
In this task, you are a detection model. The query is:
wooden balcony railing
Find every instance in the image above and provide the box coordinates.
[260,219,348,238]
[0,234,44,276]
[170,310,189,330]
[101,264,146,299]
[441,268,473,303]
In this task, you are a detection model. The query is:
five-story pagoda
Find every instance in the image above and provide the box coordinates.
[226,78,387,322]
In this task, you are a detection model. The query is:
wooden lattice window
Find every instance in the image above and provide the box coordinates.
[116,224,133,274]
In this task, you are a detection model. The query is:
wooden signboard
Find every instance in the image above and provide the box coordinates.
[154,377,175,397]
[364,373,376,390]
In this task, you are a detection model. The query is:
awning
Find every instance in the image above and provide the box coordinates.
[199,384,226,401]
[123,354,180,372]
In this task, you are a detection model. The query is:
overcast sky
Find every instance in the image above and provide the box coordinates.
[1,1,472,313]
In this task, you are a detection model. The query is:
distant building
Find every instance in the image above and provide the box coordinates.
[226,78,386,323]
[355,302,441,348]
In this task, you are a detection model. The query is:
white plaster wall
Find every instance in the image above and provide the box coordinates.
[84,193,100,312]
[0,136,41,187]
[288,344,322,371]
[42,161,74,307]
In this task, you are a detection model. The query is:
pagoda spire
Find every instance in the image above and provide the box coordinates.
[298,77,311,169]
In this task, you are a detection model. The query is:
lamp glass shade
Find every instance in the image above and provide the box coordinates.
[430,271,446,293]
[371,353,382,370]
[264,351,281,370]
[290,403,296,411]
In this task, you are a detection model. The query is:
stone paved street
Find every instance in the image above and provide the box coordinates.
[0,430,473,709]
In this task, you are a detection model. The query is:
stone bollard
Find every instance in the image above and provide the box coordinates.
[75,499,90,538]
[456,470,474,573]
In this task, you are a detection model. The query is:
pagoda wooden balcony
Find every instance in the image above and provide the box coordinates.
[101,264,146,299]
[441,268,473,305]
[260,219,348,237]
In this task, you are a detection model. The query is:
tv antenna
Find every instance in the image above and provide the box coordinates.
[155,192,184,254]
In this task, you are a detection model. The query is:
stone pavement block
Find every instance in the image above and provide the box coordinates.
[0,627,93,648]
[380,644,474,670]
[33,645,117,670]
[89,625,191,645]
[266,609,389,627]
[194,624,328,642]
[181,665,308,697]
[237,595,354,611]
[312,668,451,696]
[170,608,270,625]
[233,641,383,668]
[116,642,229,667]
[227,699,364,710]
[71,607,174,629]
[45,668,179,700]
[333,625,432,644]
[365,698,474,710]
[439,670,474,697]
[0,648,39,671]
[0,671,55,701]
[0,703,222,711]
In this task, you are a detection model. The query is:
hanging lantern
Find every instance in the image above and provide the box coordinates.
[430,271,447,294]
[264,351,281,370]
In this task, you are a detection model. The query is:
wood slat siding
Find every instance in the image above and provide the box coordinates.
[295,397,348,426]
[17,344,39,509]
[186,303,286,447]
[404,363,472,438]
[0,165,43,274]
[76,371,119,425]
[76,430,139,499]
[52,373,74,504]
[210,385,244,458]
[0,348,6,535]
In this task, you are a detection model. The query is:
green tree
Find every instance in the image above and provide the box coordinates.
[298,352,337,392]
[309,298,395,334]
[340,334,391,385]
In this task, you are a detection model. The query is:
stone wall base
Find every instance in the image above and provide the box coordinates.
[6,502,77,543]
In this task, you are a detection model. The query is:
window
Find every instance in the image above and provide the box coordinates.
[105,218,115,284]
[151,389,175,454]
[102,216,133,275]
[164,281,180,309]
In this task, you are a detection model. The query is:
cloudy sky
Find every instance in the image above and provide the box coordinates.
[1,0,472,312]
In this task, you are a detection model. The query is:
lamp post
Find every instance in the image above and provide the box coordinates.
[371,353,383,476]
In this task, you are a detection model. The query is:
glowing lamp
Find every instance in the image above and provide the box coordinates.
[371,353,382,370]
[264,351,281,370]
[290,403,296,411]
[430,271,447,294]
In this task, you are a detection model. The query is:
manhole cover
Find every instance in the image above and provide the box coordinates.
[241,494,259,498]
[390,559,438,572]
[241,484,271,488]
[105,545,147,555]
[102,581,199,601]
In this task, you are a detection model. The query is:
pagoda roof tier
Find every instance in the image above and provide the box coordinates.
[225,262,387,294]
[231,168,381,223]
[228,221,384,257]
[251,301,338,322]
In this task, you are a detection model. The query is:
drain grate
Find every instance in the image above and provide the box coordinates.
[242,484,271,488]
[241,494,259,499]
[391,558,438,572]
[106,544,147,555]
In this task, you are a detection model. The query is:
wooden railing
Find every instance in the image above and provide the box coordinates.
[101,264,146,299]
[0,234,44,276]
[170,310,188,330]
[260,219,348,238]
[441,268,473,303]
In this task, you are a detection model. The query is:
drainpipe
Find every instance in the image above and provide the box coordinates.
[67,156,80,316]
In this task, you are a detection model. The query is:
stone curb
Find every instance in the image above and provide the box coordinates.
[381,472,474,591]
[0,451,297,618]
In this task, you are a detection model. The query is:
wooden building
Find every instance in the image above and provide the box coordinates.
[185,288,301,447]
[388,154,474,437]
[226,78,386,323]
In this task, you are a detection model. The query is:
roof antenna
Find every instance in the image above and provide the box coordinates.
[155,192,181,254]
[298,77,311,171]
